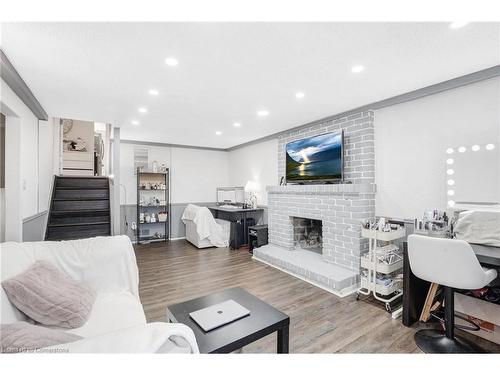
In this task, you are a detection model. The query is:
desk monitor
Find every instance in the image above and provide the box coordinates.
[217,187,245,205]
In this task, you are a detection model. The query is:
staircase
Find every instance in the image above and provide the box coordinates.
[45,176,112,241]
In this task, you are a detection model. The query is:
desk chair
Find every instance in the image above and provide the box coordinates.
[407,234,497,353]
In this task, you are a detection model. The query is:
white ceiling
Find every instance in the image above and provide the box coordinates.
[1,22,499,148]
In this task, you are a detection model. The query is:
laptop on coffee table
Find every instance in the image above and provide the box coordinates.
[189,299,250,331]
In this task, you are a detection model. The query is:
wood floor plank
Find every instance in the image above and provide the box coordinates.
[134,240,500,353]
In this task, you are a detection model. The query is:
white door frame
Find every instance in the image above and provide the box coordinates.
[1,102,23,241]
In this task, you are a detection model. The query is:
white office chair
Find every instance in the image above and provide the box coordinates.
[407,234,497,353]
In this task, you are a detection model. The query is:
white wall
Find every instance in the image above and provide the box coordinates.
[1,78,38,241]
[1,79,59,242]
[0,114,5,242]
[375,77,500,219]
[227,138,278,205]
[0,79,40,220]
[170,147,229,203]
[38,119,58,212]
[120,143,229,205]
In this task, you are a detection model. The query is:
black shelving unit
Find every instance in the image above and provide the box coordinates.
[136,168,170,244]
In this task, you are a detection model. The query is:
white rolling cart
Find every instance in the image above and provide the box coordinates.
[356,227,406,313]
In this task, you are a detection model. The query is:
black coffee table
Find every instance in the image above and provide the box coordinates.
[166,287,290,353]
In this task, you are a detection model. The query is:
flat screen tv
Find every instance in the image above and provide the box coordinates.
[285,130,344,184]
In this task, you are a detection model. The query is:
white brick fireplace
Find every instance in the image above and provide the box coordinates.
[253,110,376,296]
[267,183,376,271]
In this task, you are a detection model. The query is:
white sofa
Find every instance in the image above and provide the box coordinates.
[0,235,199,353]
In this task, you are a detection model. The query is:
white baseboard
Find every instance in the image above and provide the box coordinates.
[252,255,359,298]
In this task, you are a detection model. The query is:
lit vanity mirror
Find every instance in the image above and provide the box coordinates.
[445,142,499,208]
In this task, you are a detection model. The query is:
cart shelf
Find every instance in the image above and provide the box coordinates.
[360,277,402,295]
[361,227,406,241]
[360,256,403,274]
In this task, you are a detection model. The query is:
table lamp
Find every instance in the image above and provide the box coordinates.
[244,180,259,209]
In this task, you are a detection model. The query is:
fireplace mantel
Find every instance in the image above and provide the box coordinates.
[267,183,376,195]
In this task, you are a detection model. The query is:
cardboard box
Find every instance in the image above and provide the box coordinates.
[455,292,500,345]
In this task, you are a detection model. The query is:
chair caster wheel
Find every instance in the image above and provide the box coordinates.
[385,303,392,313]
[356,293,360,301]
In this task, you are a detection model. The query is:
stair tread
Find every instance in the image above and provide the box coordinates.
[55,187,109,190]
[48,221,110,228]
[53,197,109,201]
[47,234,110,241]
[57,176,109,179]
[51,209,110,214]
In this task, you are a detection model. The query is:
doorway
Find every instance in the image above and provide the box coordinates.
[60,118,111,177]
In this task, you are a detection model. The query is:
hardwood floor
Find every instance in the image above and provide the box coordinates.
[135,239,500,353]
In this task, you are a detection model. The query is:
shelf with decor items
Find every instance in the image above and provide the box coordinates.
[136,168,170,244]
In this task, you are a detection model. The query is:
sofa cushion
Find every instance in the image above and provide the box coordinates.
[2,260,96,329]
[63,292,146,338]
[1,321,81,353]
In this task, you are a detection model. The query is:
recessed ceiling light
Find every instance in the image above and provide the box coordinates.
[131,120,139,126]
[351,65,365,73]
[486,144,495,151]
[447,190,455,196]
[447,179,455,186]
[138,107,148,114]
[446,158,454,165]
[233,122,242,127]
[449,22,469,29]
[471,145,480,151]
[215,131,222,136]
[446,148,454,154]
[458,146,466,153]
[165,57,178,66]
[446,169,455,175]
[257,110,269,117]
[148,89,159,96]
[295,92,305,99]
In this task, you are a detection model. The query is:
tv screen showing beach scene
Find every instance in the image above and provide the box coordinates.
[286,131,343,182]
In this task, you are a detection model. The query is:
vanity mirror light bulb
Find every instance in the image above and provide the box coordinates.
[486,144,495,151]
[446,169,454,175]
[447,179,455,186]
[446,148,454,154]
[447,190,455,196]
[446,158,454,165]
[448,200,455,207]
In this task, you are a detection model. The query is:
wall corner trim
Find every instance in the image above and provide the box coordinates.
[0,49,48,120]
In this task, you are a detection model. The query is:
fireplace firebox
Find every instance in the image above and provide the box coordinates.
[292,217,322,254]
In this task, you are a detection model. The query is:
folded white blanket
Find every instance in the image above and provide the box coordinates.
[454,210,500,247]
[181,204,229,247]
[43,322,199,353]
